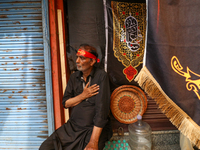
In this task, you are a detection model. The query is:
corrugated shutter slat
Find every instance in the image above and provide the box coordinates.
[0,0,49,149]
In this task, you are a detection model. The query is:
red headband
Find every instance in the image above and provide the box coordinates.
[77,49,100,63]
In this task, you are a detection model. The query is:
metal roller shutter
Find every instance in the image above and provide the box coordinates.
[0,0,54,149]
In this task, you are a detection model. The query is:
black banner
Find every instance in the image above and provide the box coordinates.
[135,0,200,148]
[104,0,146,91]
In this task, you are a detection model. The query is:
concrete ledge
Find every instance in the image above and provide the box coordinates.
[110,130,181,150]
[152,130,180,150]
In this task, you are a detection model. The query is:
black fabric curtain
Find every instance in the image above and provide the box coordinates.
[66,0,106,71]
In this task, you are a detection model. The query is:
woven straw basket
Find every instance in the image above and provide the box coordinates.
[110,85,147,124]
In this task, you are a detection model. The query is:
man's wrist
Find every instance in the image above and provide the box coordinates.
[80,93,86,100]
[89,138,99,143]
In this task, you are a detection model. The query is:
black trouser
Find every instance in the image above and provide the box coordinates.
[39,122,112,150]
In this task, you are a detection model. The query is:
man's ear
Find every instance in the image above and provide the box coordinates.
[90,59,96,66]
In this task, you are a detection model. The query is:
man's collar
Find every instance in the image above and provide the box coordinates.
[90,67,96,77]
[76,67,96,79]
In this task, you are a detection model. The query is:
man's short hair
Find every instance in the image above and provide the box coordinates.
[79,44,98,58]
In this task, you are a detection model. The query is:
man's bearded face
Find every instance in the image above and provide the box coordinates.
[76,55,93,72]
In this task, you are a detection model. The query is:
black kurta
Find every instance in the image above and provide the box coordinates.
[39,67,112,150]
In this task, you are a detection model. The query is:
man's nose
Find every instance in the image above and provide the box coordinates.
[76,57,80,63]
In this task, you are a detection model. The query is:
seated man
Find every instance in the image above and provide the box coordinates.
[39,44,112,150]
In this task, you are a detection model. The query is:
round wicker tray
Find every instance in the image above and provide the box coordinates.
[110,85,147,124]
